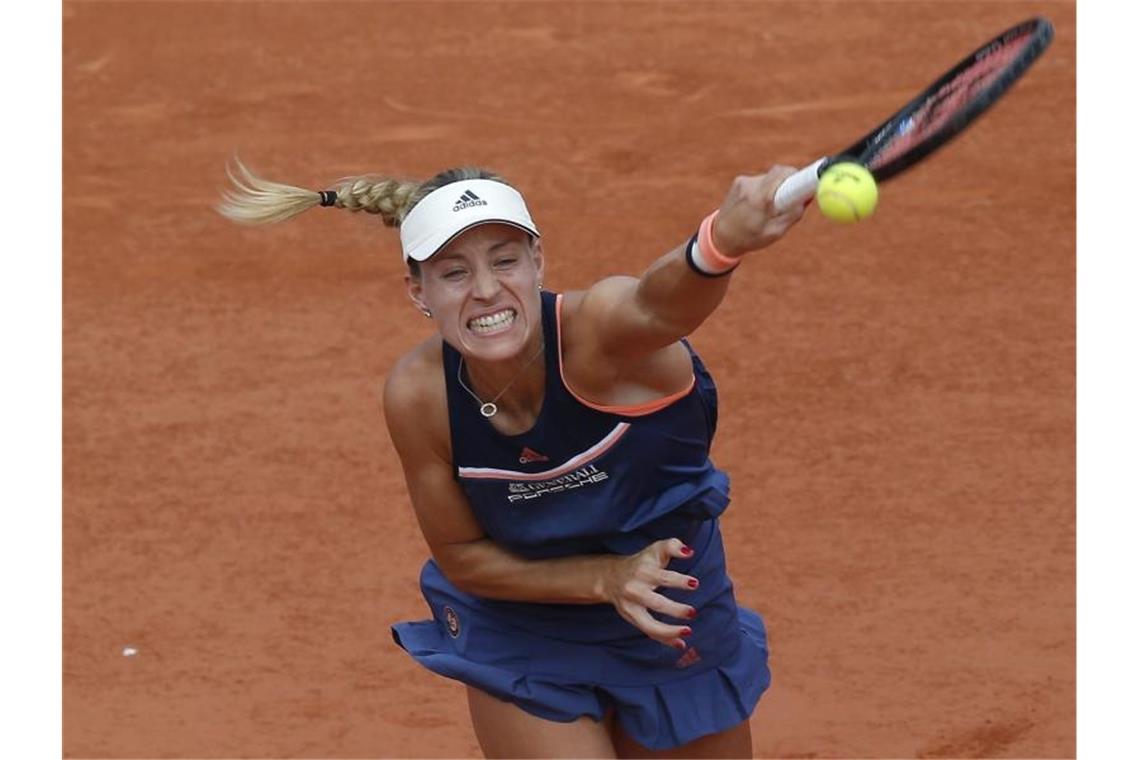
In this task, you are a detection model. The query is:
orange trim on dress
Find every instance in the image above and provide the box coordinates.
[555,294,696,417]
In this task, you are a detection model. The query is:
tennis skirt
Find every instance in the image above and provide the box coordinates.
[391,521,772,751]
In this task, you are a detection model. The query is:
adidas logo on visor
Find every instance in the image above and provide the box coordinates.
[453,190,488,212]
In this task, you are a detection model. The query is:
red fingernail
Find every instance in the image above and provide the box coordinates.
[687,578,699,589]
[680,545,694,557]
[680,627,692,638]
[687,608,698,620]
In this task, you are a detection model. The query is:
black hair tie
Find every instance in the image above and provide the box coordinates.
[318,190,337,207]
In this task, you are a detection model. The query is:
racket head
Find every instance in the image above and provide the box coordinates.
[832,17,1054,183]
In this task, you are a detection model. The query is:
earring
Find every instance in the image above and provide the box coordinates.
[538,283,543,291]
[422,309,432,318]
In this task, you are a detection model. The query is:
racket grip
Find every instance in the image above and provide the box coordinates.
[773,158,828,213]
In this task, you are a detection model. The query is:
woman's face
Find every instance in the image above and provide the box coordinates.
[407,223,545,363]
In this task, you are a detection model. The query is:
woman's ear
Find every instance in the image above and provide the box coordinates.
[405,273,431,317]
[530,239,545,286]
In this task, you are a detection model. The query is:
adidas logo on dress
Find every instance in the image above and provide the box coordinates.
[518,447,550,464]
[453,190,488,212]
[675,645,702,669]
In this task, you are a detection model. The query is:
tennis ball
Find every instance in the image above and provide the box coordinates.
[816,162,878,224]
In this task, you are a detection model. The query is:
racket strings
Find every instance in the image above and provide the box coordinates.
[868,34,1034,170]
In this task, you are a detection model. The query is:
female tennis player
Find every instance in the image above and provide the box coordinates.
[218,161,806,758]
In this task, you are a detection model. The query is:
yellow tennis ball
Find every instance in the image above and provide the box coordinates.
[816,162,879,224]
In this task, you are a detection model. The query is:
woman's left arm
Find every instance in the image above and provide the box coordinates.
[568,165,806,362]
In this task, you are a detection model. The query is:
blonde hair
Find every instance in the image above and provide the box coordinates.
[216,158,510,231]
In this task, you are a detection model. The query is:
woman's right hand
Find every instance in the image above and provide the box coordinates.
[600,538,700,649]
[710,165,807,258]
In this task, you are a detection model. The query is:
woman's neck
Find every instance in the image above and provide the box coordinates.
[461,333,547,428]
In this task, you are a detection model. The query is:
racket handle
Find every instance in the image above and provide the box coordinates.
[773,158,828,213]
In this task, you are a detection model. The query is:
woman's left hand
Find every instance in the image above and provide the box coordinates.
[599,538,700,649]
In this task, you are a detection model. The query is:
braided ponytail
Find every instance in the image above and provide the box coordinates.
[218,160,516,278]
[217,157,420,227]
[333,176,418,226]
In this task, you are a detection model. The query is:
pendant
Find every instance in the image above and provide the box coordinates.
[479,402,498,418]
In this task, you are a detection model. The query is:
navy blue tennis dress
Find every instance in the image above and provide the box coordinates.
[391,291,770,750]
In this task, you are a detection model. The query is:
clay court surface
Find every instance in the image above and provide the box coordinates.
[63,1,1075,757]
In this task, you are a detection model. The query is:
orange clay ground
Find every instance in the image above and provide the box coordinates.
[64,2,1074,757]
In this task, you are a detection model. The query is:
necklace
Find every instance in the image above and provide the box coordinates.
[457,340,545,418]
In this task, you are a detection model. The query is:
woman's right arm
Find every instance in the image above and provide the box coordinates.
[382,348,699,646]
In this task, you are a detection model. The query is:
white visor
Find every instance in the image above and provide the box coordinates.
[399,178,540,262]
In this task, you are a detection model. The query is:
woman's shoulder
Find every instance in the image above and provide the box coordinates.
[557,278,637,325]
[554,280,695,406]
[388,333,443,379]
[382,335,449,443]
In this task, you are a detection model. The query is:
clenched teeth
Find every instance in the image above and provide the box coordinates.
[468,309,516,333]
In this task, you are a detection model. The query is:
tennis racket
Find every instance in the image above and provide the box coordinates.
[773,17,1055,213]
